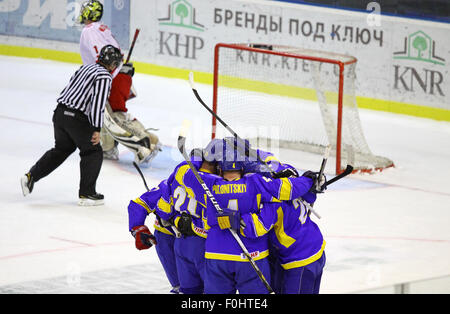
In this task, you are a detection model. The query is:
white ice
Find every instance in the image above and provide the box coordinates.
[0,56,449,294]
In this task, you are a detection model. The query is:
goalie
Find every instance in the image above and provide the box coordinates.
[78,0,161,164]
[101,64,162,164]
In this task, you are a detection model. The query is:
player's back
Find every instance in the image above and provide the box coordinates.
[204,174,271,262]
[171,165,315,261]
[241,199,325,269]
[168,161,209,238]
[80,22,120,65]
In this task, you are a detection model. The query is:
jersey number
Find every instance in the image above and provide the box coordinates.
[292,198,308,225]
[173,186,200,218]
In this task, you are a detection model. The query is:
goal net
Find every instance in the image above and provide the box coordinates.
[212,43,394,174]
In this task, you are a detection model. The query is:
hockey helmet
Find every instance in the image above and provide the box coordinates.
[98,45,123,69]
[78,0,104,24]
[203,139,223,163]
[217,138,246,172]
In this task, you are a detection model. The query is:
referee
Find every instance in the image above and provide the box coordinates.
[21,45,123,206]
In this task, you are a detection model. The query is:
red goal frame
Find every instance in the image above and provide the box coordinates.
[211,43,359,174]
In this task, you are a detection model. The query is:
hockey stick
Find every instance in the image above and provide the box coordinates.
[132,162,182,238]
[306,145,331,218]
[188,72,353,189]
[317,145,331,192]
[133,161,150,191]
[188,72,241,141]
[322,145,355,188]
[189,73,323,219]
[178,120,274,294]
[126,28,140,64]
[188,73,271,172]
[323,164,354,188]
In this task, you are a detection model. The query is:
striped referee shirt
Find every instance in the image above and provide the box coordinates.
[57,63,112,131]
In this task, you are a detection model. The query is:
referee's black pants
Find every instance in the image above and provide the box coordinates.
[29,104,103,196]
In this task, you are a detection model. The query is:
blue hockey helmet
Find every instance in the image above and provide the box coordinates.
[202,138,223,163]
[217,138,246,172]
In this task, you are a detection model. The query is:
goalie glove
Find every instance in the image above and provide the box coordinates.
[120,62,135,77]
[131,225,157,250]
[302,170,327,193]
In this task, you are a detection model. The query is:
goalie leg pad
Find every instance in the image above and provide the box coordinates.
[103,109,161,164]
[100,127,116,151]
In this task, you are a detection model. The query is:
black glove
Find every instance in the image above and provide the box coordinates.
[272,167,299,179]
[156,215,174,228]
[120,62,135,77]
[177,212,196,236]
[302,170,327,193]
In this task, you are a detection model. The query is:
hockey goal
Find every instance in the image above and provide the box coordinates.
[211,43,394,174]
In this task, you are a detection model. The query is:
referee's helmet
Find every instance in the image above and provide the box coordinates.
[98,45,123,69]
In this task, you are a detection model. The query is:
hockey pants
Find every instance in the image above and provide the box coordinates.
[29,104,103,196]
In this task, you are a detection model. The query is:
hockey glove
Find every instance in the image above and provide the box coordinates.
[176,212,196,237]
[156,215,174,228]
[131,225,157,250]
[302,170,327,193]
[217,208,242,232]
[120,63,135,77]
[272,167,299,179]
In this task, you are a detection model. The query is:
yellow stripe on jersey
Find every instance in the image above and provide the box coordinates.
[202,215,210,231]
[133,198,153,214]
[199,168,213,174]
[192,225,208,239]
[251,213,270,237]
[256,194,262,209]
[175,165,196,199]
[281,240,326,270]
[157,197,172,214]
[274,207,296,248]
[264,155,280,163]
[173,216,181,228]
[278,178,292,201]
[154,223,176,236]
[205,250,269,262]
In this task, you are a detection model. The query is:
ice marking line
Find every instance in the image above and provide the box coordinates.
[0,114,51,127]
[3,112,449,197]
[0,239,130,261]
[49,236,95,247]
[328,235,450,244]
[385,183,450,197]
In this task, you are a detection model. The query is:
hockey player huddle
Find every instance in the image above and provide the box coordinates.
[128,138,327,294]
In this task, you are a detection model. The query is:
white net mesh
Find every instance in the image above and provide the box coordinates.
[213,44,393,173]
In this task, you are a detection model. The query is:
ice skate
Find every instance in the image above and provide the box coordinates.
[103,146,119,160]
[78,192,105,206]
[20,173,34,197]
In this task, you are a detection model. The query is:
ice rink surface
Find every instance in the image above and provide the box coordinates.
[0,56,449,294]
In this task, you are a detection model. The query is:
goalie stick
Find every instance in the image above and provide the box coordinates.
[126,28,140,64]
[132,162,182,238]
[178,120,275,294]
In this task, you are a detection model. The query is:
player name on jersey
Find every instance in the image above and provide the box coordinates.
[212,183,247,194]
